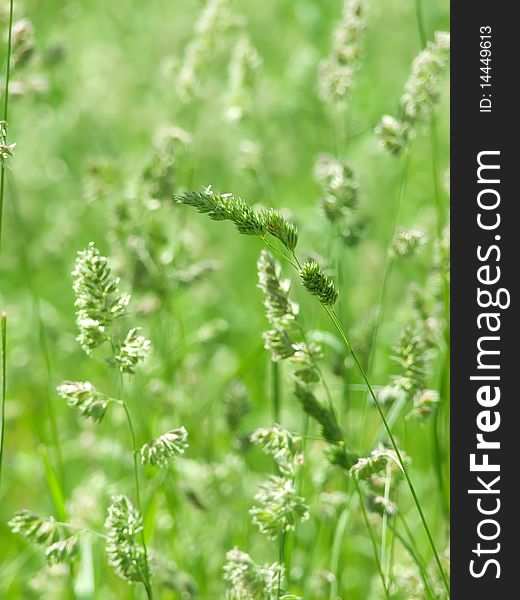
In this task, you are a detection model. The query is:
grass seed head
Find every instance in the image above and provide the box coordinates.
[72,242,130,354]
[140,427,189,467]
[314,154,358,223]
[293,379,343,445]
[250,424,302,477]
[318,0,367,103]
[178,0,239,100]
[257,250,298,361]
[377,32,450,155]
[223,547,283,600]
[226,34,261,122]
[12,19,36,69]
[105,495,149,585]
[45,537,79,566]
[263,208,299,252]
[114,327,151,374]
[250,476,309,540]
[389,228,427,259]
[57,381,109,423]
[350,453,389,481]
[300,259,339,306]
[8,510,60,546]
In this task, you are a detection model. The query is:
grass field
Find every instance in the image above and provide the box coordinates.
[0,1,450,598]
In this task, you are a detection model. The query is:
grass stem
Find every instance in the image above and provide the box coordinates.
[271,360,281,423]
[380,463,392,584]
[329,492,355,600]
[323,305,450,595]
[0,0,14,256]
[277,530,286,599]
[115,364,153,600]
[352,478,390,600]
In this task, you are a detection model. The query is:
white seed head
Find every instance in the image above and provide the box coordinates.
[389,228,427,259]
[140,427,189,467]
[318,0,368,103]
[250,424,302,477]
[105,495,149,585]
[223,547,283,599]
[225,34,261,122]
[45,537,79,566]
[114,328,151,374]
[72,243,130,353]
[250,476,309,539]
[57,380,109,423]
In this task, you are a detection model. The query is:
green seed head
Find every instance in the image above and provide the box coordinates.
[299,259,339,306]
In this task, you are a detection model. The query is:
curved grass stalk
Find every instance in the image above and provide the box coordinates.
[389,522,435,600]
[380,463,392,584]
[323,305,449,595]
[329,492,356,600]
[0,0,14,256]
[352,478,390,600]
[117,371,153,600]
[110,334,153,598]
[178,188,449,594]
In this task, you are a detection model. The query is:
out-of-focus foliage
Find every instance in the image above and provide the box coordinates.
[0,0,449,598]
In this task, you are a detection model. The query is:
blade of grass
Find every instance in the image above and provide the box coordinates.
[329,492,356,600]
[271,359,281,423]
[352,478,390,600]
[38,444,68,522]
[0,0,14,256]
[389,518,436,600]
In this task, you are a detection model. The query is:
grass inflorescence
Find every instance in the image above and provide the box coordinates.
[1,0,450,597]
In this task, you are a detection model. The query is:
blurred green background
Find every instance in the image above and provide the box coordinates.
[0,0,449,598]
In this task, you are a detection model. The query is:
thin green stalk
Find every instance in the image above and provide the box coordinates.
[371,393,407,448]
[414,0,427,47]
[323,305,449,595]
[262,236,298,270]
[380,463,392,583]
[329,492,356,600]
[277,530,286,599]
[352,478,390,600]
[389,523,435,600]
[387,486,399,588]
[116,366,153,600]
[0,313,6,492]
[53,521,107,541]
[269,237,448,592]
[271,360,281,423]
[0,0,14,255]
[396,511,437,599]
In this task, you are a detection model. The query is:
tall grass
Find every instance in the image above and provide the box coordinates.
[0,0,450,597]
[0,0,13,256]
